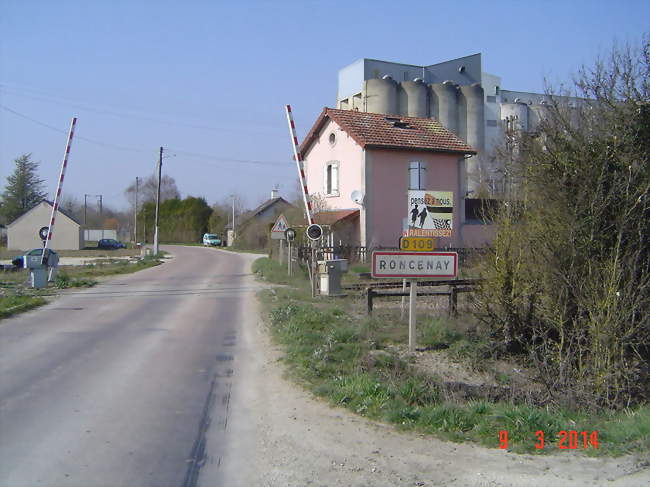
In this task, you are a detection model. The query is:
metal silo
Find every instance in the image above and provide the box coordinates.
[364,76,398,115]
[460,83,485,151]
[398,79,428,117]
[430,81,458,134]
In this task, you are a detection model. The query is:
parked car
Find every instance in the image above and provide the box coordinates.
[202,233,222,246]
[97,238,126,250]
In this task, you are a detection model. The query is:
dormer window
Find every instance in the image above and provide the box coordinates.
[385,117,412,129]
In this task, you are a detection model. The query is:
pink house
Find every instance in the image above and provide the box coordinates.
[300,108,493,248]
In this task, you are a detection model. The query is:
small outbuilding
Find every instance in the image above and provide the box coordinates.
[7,200,84,250]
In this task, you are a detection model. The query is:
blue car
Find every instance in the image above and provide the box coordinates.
[98,238,126,250]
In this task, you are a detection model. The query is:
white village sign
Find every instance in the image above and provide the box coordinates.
[372,251,458,278]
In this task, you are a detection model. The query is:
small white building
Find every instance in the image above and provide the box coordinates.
[7,201,84,250]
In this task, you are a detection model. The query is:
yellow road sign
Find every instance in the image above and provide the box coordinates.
[399,236,435,251]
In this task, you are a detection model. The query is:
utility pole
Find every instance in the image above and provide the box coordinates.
[84,193,102,237]
[153,147,163,255]
[230,194,235,246]
[98,194,103,238]
[134,176,139,243]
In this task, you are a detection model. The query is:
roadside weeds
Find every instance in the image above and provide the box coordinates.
[252,257,650,457]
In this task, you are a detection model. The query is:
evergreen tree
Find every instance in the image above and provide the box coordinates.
[0,154,47,223]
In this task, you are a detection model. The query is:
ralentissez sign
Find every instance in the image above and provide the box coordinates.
[407,190,453,237]
[371,251,458,278]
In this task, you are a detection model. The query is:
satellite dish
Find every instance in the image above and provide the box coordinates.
[351,190,365,206]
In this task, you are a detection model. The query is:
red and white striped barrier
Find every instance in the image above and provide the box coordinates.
[42,117,77,261]
[285,105,314,225]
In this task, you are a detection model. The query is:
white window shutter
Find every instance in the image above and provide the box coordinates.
[332,163,339,194]
[324,164,329,194]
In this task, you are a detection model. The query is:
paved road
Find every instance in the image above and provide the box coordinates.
[0,246,262,487]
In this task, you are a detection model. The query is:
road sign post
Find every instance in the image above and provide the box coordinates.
[400,278,407,321]
[285,227,296,277]
[409,280,417,351]
[372,251,458,351]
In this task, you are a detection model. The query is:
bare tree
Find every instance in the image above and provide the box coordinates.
[124,174,180,207]
[475,35,650,409]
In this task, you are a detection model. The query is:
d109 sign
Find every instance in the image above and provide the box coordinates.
[371,251,458,278]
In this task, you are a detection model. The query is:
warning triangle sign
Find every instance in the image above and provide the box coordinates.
[271,214,289,233]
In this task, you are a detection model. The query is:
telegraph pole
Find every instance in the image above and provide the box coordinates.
[84,193,102,236]
[153,147,163,255]
[230,194,236,246]
[134,176,139,243]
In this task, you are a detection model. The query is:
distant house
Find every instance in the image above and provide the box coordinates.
[300,108,493,248]
[7,201,84,250]
[241,190,294,225]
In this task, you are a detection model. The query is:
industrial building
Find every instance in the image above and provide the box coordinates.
[336,53,575,195]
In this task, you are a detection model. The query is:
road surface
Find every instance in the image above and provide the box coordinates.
[0,246,260,487]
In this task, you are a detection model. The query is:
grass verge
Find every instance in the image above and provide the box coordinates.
[0,295,48,319]
[255,257,649,456]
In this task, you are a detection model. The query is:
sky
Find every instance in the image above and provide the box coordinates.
[1,0,648,212]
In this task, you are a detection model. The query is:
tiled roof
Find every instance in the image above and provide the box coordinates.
[300,108,476,156]
[313,209,359,226]
[248,197,292,218]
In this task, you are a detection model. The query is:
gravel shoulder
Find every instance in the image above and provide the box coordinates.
[216,270,650,487]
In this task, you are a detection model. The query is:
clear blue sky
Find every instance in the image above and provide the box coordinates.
[1,0,648,211]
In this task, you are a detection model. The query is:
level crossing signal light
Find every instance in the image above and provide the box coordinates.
[306,224,322,241]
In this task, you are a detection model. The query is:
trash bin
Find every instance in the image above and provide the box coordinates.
[317,259,348,296]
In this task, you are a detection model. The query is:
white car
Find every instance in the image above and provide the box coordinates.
[202,233,221,246]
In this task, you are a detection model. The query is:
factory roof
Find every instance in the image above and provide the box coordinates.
[300,108,476,156]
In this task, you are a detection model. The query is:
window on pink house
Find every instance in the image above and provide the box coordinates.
[324,161,339,196]
[409,161,427,189]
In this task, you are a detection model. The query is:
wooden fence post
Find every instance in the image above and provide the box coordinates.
[449,286,458,317]
[366,287,374,315]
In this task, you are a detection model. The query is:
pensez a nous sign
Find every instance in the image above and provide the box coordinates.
[371,251,458,278]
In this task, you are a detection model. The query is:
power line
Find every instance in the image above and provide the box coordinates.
[1,104,294,168]
[167,148,289,167]
[0,104,149,153]
[0,84,285,136]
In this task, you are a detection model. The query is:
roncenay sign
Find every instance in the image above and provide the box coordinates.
[372,251,458,278]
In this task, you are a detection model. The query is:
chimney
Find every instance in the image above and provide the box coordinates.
[271,189,278,199]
